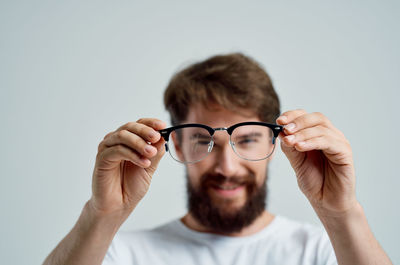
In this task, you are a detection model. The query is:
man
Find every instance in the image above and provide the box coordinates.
[44,53,392,264]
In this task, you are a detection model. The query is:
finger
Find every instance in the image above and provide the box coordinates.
[279,137,307,171]
[119,118,166,130]
[118,119,167,144]
[136,118,167,130]
[281,125,329,148]
[281,112,333,135]
[98,144,151,168]
[103,132,113,140]
[102,130,158,159]
[292,135,346,155]
[276,109,307,126]
[98,132,114,152]
[145,138,166,175]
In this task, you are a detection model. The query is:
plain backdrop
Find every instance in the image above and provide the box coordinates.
[0,1,399,264]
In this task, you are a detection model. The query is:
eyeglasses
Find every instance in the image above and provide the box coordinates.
[159,122,283,164]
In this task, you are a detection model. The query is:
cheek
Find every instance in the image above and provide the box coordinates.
[251,161,269,184]
[186,165,202,187]
[186,160,213,186]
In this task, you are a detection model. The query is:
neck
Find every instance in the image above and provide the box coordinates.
[180,210,275,237]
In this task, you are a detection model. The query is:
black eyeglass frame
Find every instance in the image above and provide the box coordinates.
[159,122,283,163]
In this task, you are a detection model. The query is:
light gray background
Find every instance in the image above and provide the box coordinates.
[1,1,399,264]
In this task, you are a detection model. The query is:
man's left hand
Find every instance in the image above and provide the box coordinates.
[276,109,357,217]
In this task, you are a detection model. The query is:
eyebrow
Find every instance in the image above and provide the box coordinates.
[235,132,263,139]
[190,133,211,140]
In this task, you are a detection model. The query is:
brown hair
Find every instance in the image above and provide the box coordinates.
[164,53,280,125]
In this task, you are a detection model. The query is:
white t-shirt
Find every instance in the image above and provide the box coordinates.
[102,215,337,265]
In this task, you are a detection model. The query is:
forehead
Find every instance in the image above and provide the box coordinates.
[183,104,260,128]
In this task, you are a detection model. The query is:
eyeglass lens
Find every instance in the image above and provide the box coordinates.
[230,124,274,161]
[167,125,275,163]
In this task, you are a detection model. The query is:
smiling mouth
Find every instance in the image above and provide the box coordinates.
[208,182,246,198]
[214,184,241,190]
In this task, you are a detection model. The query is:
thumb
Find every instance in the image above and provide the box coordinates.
[145,138,166,176]
[279,134,306,171]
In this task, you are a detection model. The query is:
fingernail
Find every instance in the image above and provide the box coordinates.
[155,121,165,129]
[285,123,296,132]
[145,145,156,154]
[277,116,287,123]
[285,135,295,142]
[148,131,159,139]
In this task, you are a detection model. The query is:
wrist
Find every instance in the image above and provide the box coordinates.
[78,200,131,244]
[314,200,364,230]
[43,201,129,265]
[85,199,132,229]
[313,201,393,264]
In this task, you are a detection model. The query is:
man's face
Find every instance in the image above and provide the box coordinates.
[176,104,273,233]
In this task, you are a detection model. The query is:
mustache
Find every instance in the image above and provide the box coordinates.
[199,173,256,188]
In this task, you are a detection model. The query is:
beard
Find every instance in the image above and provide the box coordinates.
[186,170,268,234]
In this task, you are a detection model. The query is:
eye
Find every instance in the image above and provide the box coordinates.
[238,137,258,145]
[195,140,211,145]
[190,133,211,145]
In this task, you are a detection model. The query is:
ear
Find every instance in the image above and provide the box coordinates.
[171,132,185,162]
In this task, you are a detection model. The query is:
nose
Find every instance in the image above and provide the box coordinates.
[213,142,240,177]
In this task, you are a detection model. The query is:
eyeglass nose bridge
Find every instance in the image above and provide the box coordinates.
[213,127,228,132]
[206,127,228,153]
[208,127,238,153]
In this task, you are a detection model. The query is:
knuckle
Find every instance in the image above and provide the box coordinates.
[95,152,103,162]
[296,130,307,140]
[116,129,127,139]
[133,139,145,152]
[314,112,325,120]
[282,109,307,120]
[293,109,307,118]
[139,125,152,138]
[318,125,329,134]
[126,121,136,128]
[96,147,107,160]
[103,131,113,140]
[344,138,351,147]
[129,134,145,152]
[98,141,105,151]
[313,112,330,126]
[115,144,125,153]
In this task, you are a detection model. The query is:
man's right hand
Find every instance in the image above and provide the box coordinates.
[43,118,167,265]
[89,118,166,219]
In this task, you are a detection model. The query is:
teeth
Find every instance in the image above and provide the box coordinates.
[217,185,240,190]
